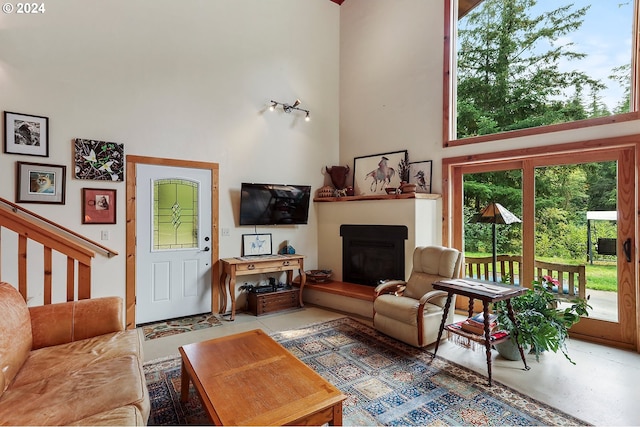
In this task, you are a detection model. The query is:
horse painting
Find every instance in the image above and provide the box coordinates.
[365,156,396,192]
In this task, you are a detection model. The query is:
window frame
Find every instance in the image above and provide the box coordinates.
[443,0,640,148]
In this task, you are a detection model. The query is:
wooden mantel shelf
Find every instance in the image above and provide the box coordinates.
[313,193,441,203]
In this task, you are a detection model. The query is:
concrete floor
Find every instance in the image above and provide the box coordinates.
[141,305,640,426]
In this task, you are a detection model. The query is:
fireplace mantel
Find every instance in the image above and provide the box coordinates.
[314,193,440,203]
[315,195,442,283]
[307,195,442,318]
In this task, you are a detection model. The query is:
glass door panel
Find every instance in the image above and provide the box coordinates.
[463,169,523,284]
[534,161,618,322]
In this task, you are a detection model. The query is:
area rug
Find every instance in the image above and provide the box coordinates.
[143,317,588,426]
[141,313,222,341]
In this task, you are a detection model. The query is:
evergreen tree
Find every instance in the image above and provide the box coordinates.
[457,0,606,138]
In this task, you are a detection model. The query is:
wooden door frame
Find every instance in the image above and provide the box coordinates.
[125,155,220,329]
[442,135,640,352]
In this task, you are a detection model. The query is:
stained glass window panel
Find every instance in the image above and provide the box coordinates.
[153,179,199,250]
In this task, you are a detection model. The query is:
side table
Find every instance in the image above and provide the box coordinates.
[431,279,530,386]
[219,254,306,320]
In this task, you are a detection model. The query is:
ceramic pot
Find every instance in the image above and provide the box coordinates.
[494,337,529,361]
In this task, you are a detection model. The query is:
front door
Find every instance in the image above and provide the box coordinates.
[135,164,212,324]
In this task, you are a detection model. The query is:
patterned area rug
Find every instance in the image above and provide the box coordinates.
[141,313,222,341]
[143,317,588,426]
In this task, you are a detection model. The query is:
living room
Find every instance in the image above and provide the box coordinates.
[1,0,640,424]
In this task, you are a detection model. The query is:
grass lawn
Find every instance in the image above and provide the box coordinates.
[464,252,617,292]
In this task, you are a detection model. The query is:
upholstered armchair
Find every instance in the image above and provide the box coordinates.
[373,246,462,347]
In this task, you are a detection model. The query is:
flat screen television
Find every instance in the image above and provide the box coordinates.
[239,183,311,225]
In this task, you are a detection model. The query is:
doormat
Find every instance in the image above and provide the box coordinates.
[143,317,588,426]
[141,313,222,341]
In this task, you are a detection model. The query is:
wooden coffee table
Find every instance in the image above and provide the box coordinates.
[179,329,346,426]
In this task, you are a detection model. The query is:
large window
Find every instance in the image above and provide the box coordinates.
[445,0,640,146]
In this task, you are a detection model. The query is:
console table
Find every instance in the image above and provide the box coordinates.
[219,254,306,320]
[431,279,530,386]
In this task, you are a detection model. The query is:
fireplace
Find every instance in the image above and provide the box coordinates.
[340,224,408,286]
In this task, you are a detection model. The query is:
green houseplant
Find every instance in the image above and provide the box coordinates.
[493,276,591,364]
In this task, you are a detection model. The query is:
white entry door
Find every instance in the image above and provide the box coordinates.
[136,164,212,324]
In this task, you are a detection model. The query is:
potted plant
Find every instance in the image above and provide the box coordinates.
[493,276,591,364]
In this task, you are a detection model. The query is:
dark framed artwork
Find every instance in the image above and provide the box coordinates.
[409,160,433,193]
[16,161,66,204]
[3,111,49,157]
[242,233,273,256]
[74,138,124,181]
[82,188,116,224]
[353,150,407,196]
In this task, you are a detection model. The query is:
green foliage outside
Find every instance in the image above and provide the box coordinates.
[456,0,632,139]
[464,162,618,292]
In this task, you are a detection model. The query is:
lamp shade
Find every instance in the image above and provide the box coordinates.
[470,202,521,225]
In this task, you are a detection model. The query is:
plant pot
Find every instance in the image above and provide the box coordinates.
[494,337,529,361]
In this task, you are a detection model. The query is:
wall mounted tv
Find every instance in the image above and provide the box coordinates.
[239,183,311,226]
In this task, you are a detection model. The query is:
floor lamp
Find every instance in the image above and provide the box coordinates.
[470,202,521,282]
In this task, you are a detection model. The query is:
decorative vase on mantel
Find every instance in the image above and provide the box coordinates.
[399,182,416,194]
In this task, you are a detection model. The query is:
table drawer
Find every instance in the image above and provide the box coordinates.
[235,258,301,273]
[248,289,300,316]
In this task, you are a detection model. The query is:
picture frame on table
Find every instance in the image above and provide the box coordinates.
[82,188,117,224]
[16,161,66,204]
[353,150,407,196]
[242,233,273,256]
[409,160,433,193]
[3,111,49,157]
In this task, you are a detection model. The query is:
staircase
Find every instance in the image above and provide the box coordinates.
[0,197,117,304]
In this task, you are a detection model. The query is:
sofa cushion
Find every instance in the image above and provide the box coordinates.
[29,297,124,350]
[12,329,142,388]
[0,354,148,426]
[0,282,32,395]
[70,406,146,426]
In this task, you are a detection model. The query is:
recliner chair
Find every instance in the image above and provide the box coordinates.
[373,246,462,347]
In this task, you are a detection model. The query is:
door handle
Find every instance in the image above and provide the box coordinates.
[623,238,631,262]
[203,246,210,252]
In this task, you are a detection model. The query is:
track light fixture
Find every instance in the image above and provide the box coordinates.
[269,99,311,121]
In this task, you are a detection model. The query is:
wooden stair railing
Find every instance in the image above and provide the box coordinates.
[0,197,118,304]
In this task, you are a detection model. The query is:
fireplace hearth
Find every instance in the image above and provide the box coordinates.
[340,224,408,286]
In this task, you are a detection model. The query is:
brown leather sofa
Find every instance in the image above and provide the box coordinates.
[0,282,150,425]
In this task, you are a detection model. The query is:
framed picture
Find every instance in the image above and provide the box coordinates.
[3,111,49,157]
[82,188,116,224]
[353,150,407,196]
[74,138,124,181]
[242,233,273,256]
[16,161,66,204]
[409,160,433,193]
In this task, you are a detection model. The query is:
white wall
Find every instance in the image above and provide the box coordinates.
[0,0,340,303]
[339,0,640,196]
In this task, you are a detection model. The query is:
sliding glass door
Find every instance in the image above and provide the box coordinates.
[454,147,636,348]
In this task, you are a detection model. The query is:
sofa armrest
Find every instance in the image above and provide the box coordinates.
[29,297,124,350]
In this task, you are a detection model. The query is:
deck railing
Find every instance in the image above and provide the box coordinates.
[0,197,117,303]
[465,255,587,300]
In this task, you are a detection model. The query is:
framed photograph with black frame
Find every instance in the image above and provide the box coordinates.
[353,150,407,196]
[16,161,66,204]
[82,188,116,224]
[4,111,49,157]
[242,233,272,256]
[408,160,433,193]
